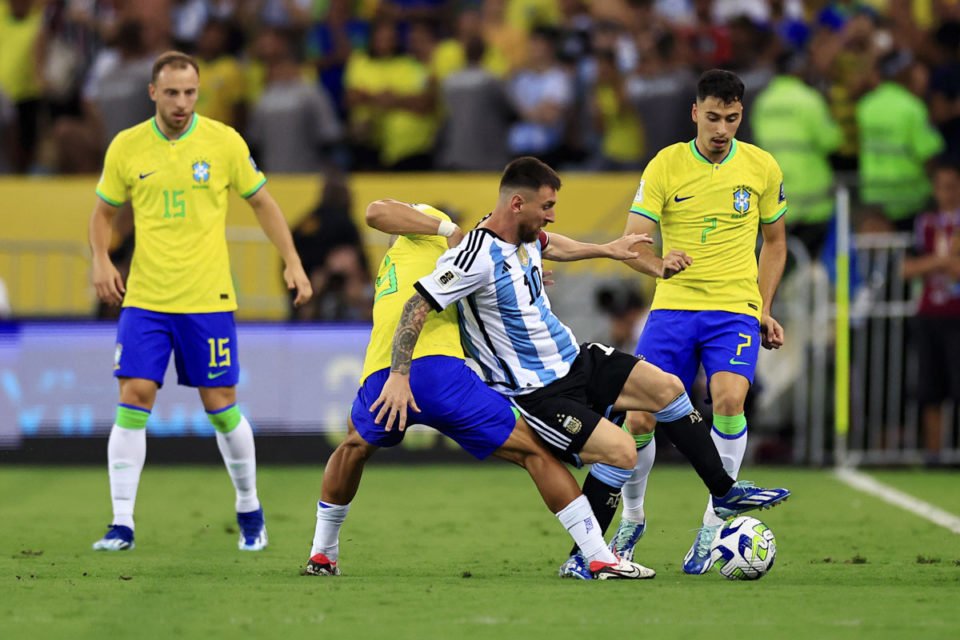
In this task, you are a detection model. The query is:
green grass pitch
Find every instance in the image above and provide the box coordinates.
[2,464,959,640]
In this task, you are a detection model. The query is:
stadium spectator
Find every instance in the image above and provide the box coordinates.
[52,19,156,173]
[929,20,960,160]
[437,38,513,171]
[481,0,529,74]
[343,19,436,170]
[506,26,572,164]
[306,0,370,119]
[625,30,697,166]
[593,283,648,353]
[675,0,732,72]
[0,0,46,173]
[246,27,343,173]
[290,170,372,321]
[753,50,842,257]
[170,0,212,51]
[809,5,880,173]
[431,8,510,81]
[901,158,960,466]
[857,49,945,231]
[194,19,246,129]
[591,49,644,169]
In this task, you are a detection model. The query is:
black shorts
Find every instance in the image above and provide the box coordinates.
[510,342,639,467]
[913,315,960,405]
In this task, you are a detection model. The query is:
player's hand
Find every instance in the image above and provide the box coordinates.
[92,256,125,305]
[661,250,692,279]
[760,314,784,350]
[447,226,465,248]
[606,233,653,260]
[369,372,421,432]
[542,269,556,287]
[285,262,313,307]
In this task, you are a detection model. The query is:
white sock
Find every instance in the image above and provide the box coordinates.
[556,495,616,565]
[621,438,656,523]
[107,425,146,530]
[215,415,260,513]
[311,500,350,560]
[702,424,748,527]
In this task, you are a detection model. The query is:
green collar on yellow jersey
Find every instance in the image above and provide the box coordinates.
[689,138,737,165]
[151,113,199,142]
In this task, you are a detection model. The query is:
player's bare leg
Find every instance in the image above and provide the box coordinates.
[93,377,157,551]
[200,385,266,550]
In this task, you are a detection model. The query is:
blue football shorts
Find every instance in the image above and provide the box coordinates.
[635,310,761,391]
[114,307,240,388]
[351,355,517,460]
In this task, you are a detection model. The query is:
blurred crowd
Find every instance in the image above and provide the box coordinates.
[0,1,956,184]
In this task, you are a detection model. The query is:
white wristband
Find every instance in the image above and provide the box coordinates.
[437,219,457,237]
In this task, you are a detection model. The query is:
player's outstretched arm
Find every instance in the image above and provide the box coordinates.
[365,199,463,246]
[542,231,651,262]
[620,213,692,279]
[369,292,432,432]
[89,198,125,305]
[758,216,787,349]
[247,186,313,307]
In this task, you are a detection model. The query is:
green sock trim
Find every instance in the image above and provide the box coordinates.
[622,424,654,449]
[116,404,150,429]
[713,413,747,436]
[207,404,242,433]
[511,406,521,421]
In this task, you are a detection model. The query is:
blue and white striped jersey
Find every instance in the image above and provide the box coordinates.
[414,228,580,396]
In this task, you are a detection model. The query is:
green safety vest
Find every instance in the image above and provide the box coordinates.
[856,82,945,220]
[752,75,842,224]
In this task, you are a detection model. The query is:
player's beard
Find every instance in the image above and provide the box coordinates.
[162,110,193,134]
[518,223,540,244]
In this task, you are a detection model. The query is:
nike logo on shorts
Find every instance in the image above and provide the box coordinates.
[208,370,229,379]
[729,358,750,365]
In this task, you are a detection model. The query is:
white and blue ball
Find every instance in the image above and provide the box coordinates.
[712,516,777,580]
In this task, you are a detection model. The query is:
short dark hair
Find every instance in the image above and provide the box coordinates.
[500,157,562,193]
[697,69,744,104]
[152,50,200,83]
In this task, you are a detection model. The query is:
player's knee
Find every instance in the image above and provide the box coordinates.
[655,372,685,408]
[712,394,744,416]
[607,432,637,469]
[623,411,656,435]
[339,429,376,461]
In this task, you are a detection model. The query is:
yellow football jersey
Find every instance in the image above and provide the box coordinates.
[630,139,787,319]
[96,115,266,313]
[360,204,464,383]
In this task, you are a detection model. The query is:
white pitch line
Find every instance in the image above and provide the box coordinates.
[835,468,960,535]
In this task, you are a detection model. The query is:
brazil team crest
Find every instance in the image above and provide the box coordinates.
[733,185,752,214]
[192,160,211,184]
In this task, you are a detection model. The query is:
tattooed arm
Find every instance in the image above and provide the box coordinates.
[368,293,433,430]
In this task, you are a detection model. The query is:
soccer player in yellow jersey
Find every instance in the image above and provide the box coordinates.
[607,69,791,574]
[305,199,656,580]
[88,51,312,552]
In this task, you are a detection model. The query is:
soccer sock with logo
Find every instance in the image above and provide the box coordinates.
[311,501,351,561]
[654,393,734,498]
[108,405,149,529]
[701,413,748,526]
[620,431,656,524]
[209,405,260,514]
[568,463,634,556]
[557,495,617,565]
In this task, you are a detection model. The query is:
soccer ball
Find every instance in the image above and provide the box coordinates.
[712,516,777,580]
